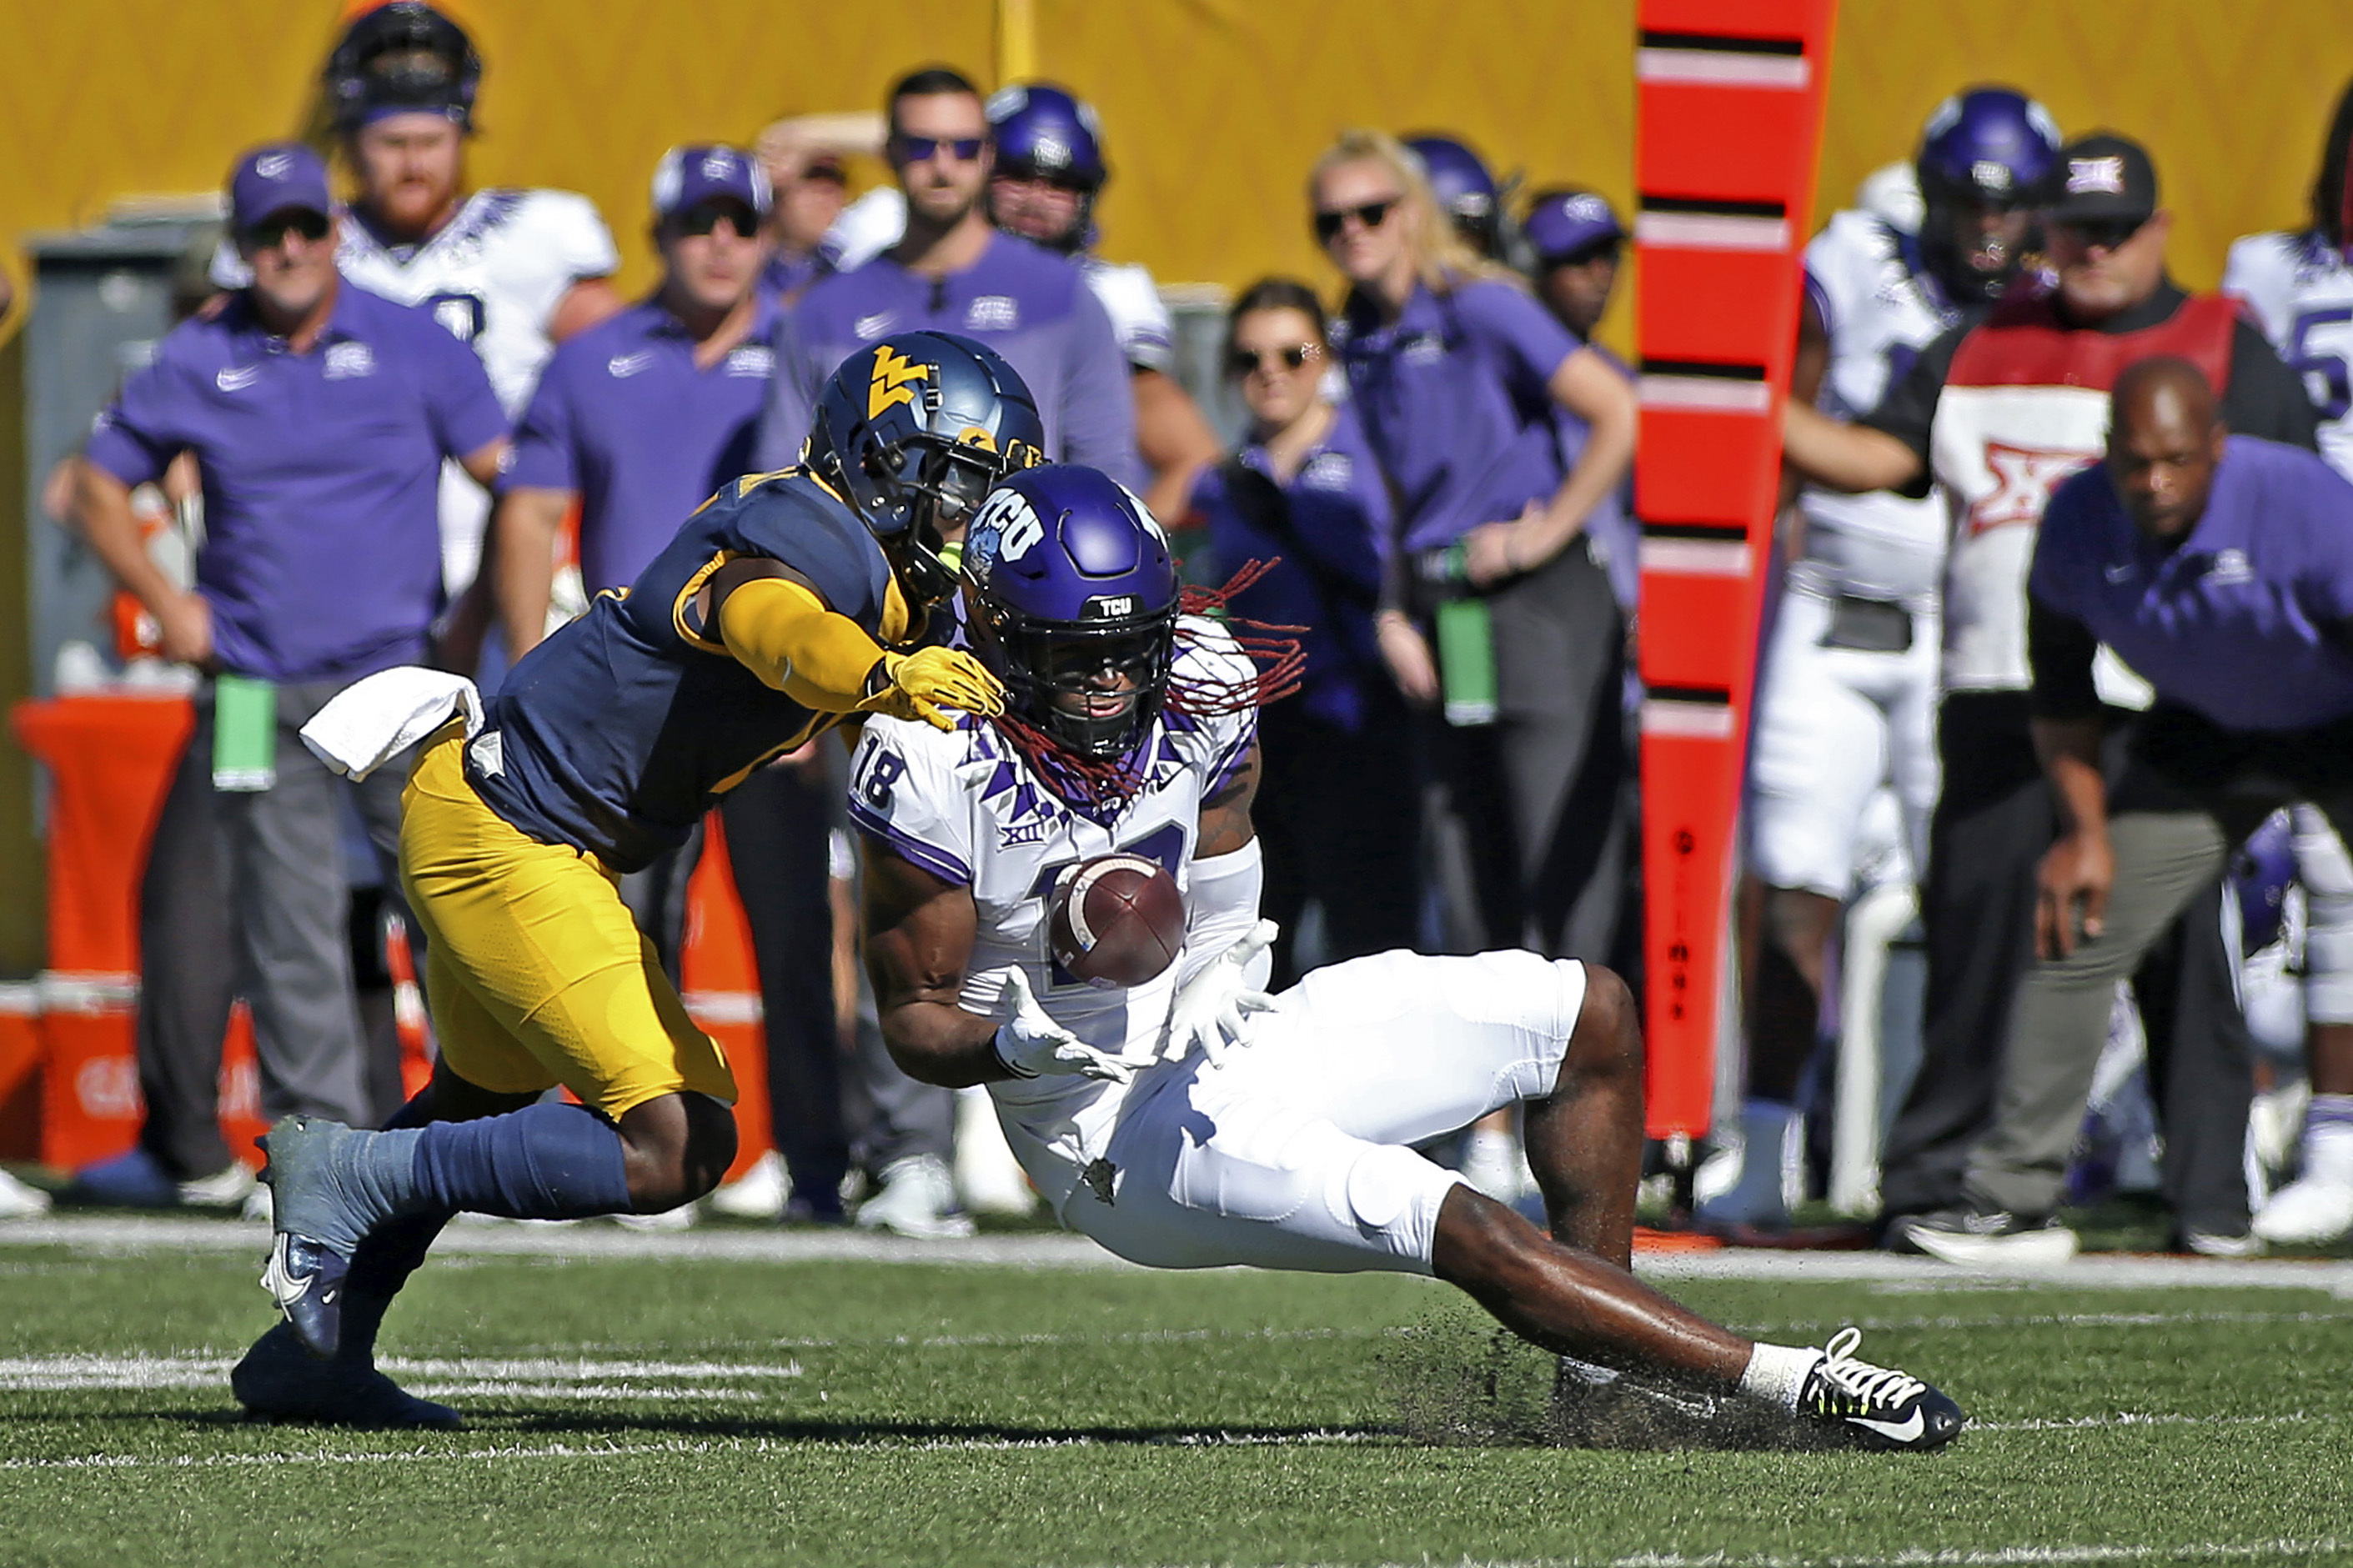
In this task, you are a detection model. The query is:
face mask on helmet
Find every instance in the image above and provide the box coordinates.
[1918,189,2035,301]
[327,3,479,129]
[971,601,1176,760]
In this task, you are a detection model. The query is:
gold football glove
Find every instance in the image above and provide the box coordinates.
[855,646,1005,731]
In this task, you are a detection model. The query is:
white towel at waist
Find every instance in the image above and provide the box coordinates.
[299,668,484,782]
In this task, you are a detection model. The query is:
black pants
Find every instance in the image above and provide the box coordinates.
[1422,540,1632,963]
[719,757,850,1202]
[1254,694,1421,988]
[1878,692,2255,1226]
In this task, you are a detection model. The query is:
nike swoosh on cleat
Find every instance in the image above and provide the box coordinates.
[261,1235,316,1309]
[1849,1410,1925,1444]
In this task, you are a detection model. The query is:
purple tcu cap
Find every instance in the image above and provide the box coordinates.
[1525,189,1624,263]
[650,143,773,221]
[228,143,334,232]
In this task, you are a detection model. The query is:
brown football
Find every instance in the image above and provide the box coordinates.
[1048,854,1187,987]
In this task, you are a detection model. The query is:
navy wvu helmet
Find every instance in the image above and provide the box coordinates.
[325,2,482,133]
[809,331,1046,607]
[960,465,1179,760]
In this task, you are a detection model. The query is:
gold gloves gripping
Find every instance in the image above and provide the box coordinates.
[857,647,1006,731]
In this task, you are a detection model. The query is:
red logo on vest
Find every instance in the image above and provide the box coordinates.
[1968,441,2097,534]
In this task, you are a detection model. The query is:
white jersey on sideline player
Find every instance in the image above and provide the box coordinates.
[819,187,1174,371]
[2225,229,2353,480]
[1748,167,1955,897]
[213,188,618,594]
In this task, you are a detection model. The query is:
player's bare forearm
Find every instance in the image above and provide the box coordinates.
[2030,715,2108,840]
[71,460,181,614]
[1197,742,1262,858]
[1522,348,1636,562]
[493,487,570,657]
[1780,402,1922,493]
[861,839,1017,1087]
[1779,294,1833,513]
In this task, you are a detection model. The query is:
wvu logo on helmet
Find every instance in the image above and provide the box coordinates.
[868,346,931,419]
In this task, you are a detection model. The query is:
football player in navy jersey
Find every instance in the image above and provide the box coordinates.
[851,464,1964,1452]
[231,333,1040,1428]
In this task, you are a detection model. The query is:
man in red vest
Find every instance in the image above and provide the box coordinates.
[1781,133,2319,1260]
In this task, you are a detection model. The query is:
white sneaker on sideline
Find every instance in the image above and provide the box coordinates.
[954,1087,1036,1216]
[178,1162,258,1210]
[855,1154,976,1240]
[2252,1175,2353,1244]
[0,1168,52,1220]
[710,1150,790,1220]
[241,1184,273,1225]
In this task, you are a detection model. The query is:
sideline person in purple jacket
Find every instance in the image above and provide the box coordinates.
[1185,278,1419,986]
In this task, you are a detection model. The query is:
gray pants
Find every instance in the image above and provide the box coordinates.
[144,680,409,1146]
[1964,729,2353,1222]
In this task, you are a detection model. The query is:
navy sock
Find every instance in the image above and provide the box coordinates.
[409,1100,633,1219]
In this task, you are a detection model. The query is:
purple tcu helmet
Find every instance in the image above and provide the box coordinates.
[986,83,1106,251]
[1405,133,1503,258]
[960,465,1179,759]
[1914,87,2061,298]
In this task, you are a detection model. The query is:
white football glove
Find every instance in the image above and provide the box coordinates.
[991,969,1135,1083]
[1163,919,1280,1065]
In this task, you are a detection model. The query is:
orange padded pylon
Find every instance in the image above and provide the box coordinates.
[1633,0,1835,1140]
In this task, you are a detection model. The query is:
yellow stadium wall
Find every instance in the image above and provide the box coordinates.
[2,0,2350,971]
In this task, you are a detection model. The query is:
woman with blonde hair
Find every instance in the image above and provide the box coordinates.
[1312,128,1638,1147]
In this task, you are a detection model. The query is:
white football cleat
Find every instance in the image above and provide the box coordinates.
[954,1086,1036,1216]
[709,1150,790,1220]
[856,1154,976,1240]
[2252,1175,2353,1245]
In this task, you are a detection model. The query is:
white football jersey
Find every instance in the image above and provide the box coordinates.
[845,616,1258,1212]
[214,188,619,591]
[1796,207,1959,607]
[2224,229,2353,481]
[818,187,1173,369]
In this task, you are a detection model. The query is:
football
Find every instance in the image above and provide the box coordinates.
[1048,854,1187,988]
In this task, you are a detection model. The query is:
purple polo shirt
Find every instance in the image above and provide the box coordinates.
[85,282,505,684]
[504,296,778,593]
[1334,277,1579,555]
[1187,404,1394,729]
[2030,436,2353,730]
[755,231,1141,488]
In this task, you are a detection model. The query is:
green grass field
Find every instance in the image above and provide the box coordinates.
[4,1217,2352,1567]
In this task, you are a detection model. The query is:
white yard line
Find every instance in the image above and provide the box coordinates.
[7,1215,2353,1292]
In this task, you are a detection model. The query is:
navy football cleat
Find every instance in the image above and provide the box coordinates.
[232,1322,462,1430]
[1795,1327,1965,1451]
[257,1117,369,1357]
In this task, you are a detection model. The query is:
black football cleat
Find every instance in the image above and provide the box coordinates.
[1795,1327,1965,1451]
[232,1322,462,1430]
[260,1232,353,1359]
[258,1117,369,1358]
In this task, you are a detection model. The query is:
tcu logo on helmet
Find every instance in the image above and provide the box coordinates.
[964,488,1046,582]
[1968,441,2095,534]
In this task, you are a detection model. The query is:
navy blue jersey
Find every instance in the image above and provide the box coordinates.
[469,468,912,870]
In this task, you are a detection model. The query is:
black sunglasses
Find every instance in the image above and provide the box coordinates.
[2058,214,2148,252]
[892,134,986,164]
[669,201,757,239]
[243,210,331,249]
[1312,198,1396,244]
[1227,343,1320,376]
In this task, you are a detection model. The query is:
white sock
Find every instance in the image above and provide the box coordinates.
[1738,1341,1823,1411]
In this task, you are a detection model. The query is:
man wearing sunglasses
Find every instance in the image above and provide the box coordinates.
[1782,132,2320,1261]
[490,145,781,1042]
[757,67,1140,493]
[67,142,509,1232]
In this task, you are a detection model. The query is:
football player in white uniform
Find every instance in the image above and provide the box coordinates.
[1713,89,2060,1231]
[850,463,1963,1450]
[819,83,1221,522]
[2225,78,2353,1244]
[216,3,621,636]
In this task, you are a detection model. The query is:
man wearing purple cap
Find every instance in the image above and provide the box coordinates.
[68,143,508,1180]
[1526,189,1624,343]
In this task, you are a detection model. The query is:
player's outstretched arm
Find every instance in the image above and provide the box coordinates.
[705,559,1001,725]
[861,840,1025,1087]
